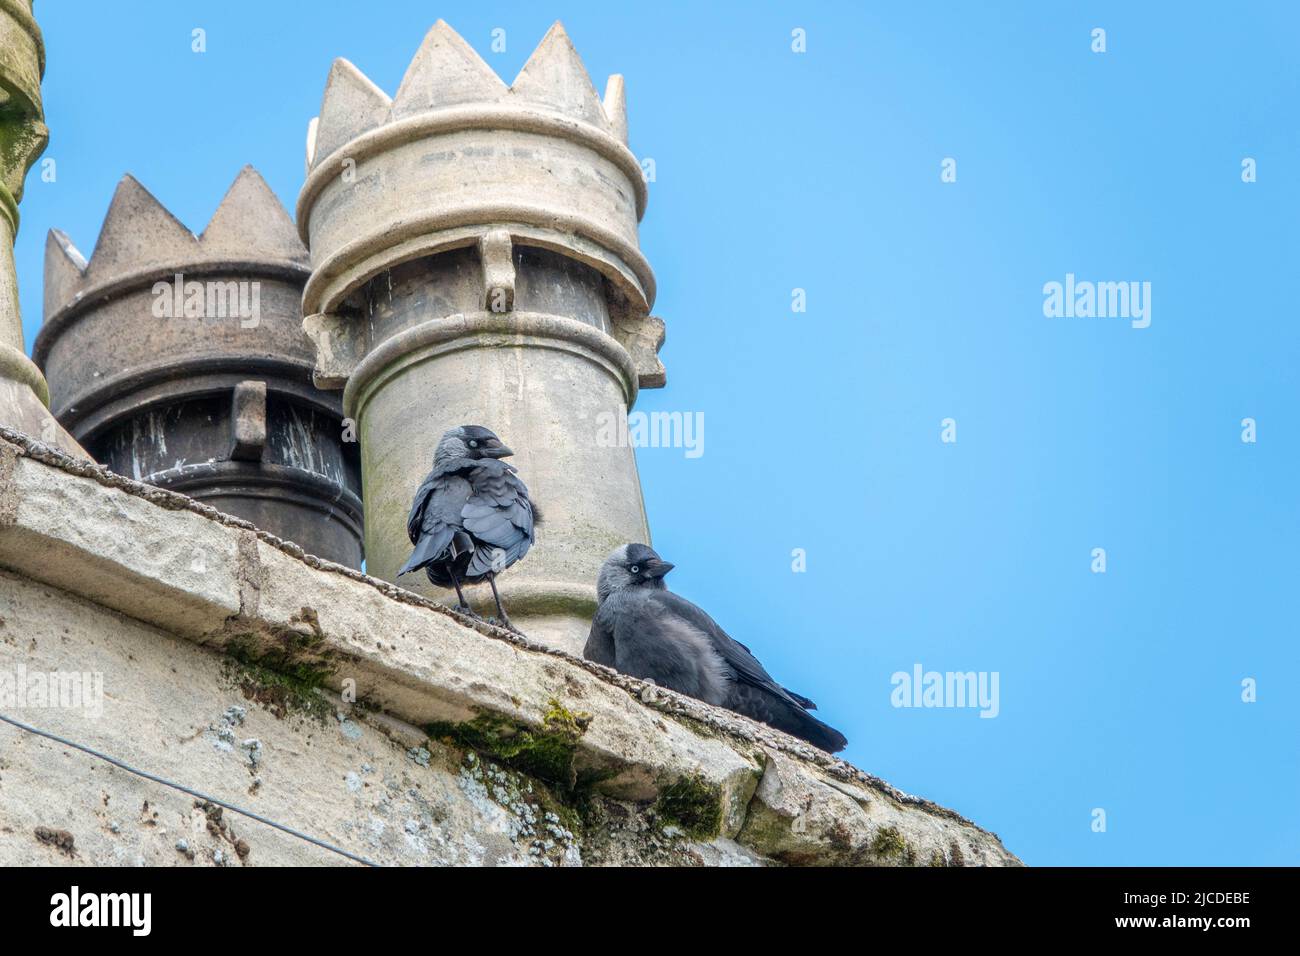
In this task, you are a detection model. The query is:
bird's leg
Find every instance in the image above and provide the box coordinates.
[487,573,517,632]
[445,565,479,619]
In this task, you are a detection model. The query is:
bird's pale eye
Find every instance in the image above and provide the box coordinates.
[469,440,478,448]
[630,565,639,574]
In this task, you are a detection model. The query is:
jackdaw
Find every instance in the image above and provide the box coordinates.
[585,544,847,753]
[398,425,537,628]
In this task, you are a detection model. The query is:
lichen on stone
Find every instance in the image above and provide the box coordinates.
[456,751,582,866]
[653,774,724,841]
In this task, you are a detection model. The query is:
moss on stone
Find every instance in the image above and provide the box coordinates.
[948,840,966,867]
[654,774,723,841]
[220,633,334,723]
[224,632,335,685]
[543,698,593,737]
[424,697,591,788]
[733,804,788,855]
[869,825,909,862]
[924,841,965,867]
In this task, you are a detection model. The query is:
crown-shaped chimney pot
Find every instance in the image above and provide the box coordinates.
[35,169,363,567]
[313,58,392,166]
[390,20,506,120]
[201,166,312,260]
[507,21,611,131]
[296,21,666,650]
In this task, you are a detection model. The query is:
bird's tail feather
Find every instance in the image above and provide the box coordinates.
[790,708,848,753]
[398,533,446,576]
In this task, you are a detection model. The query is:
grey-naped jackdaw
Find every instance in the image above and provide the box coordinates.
[584,543,847,753]
[398,425,538,628]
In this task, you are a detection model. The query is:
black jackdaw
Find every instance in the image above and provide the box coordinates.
[398,425,537,628]
[584,543,848,753]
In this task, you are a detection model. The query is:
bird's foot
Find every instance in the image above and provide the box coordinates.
[486,615,524,636]
[453,604,483,622]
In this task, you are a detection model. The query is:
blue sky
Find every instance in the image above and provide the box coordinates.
[17,2,1298,865]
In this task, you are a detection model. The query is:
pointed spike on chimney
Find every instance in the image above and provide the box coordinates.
[391,20,506,120]
[44,228,88,319]
[200,166,307,262]
[47,228,87,272]
[85,175,197,279]
[603,74,628,143]
[510,21,609,130]
[305,116,319,174]
[313,57,392,166]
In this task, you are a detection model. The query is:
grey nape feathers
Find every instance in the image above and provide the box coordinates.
[584,544,848,753]
[398,425,538,628]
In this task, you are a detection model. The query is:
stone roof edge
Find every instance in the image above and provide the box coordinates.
[0,425,1016,857]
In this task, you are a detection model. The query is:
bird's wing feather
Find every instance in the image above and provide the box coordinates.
[783,689,818,711]
[461,460,536,576]
[398,472,472,575]
[642,591,846,751]
[606,595,730,705]
[405,473,438,544]
[596,590,847,752]
[405,461,468,540]
[583,604,617,667]
[726,682,847,752]
[647,590,806,708]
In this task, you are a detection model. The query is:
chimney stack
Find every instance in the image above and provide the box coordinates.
[296,21,665,649]
[35,169,363,567]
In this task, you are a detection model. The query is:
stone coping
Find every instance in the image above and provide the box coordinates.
[0,424,1020,865]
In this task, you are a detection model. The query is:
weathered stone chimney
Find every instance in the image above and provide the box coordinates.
[296,21,665,649]
[35,168,364,567]
[0,0,84,456]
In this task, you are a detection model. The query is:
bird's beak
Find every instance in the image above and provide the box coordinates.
[484,442,513,459]
[645,559,674,578]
